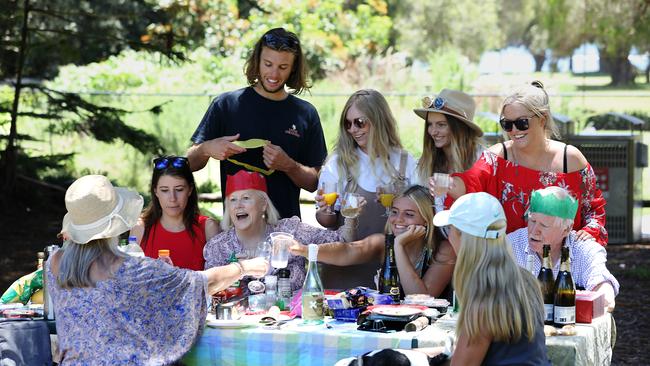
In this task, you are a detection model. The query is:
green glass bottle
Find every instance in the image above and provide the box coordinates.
[553,246,575,327]
[378,234,402,303]
[537,244,555,325]
[302,244,324,324]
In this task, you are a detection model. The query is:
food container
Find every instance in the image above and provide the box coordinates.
[576,290,605,323]
[332,308,362,322]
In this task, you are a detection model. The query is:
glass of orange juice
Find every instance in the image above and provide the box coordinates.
[377,183,395,217]
[321,182,338,214]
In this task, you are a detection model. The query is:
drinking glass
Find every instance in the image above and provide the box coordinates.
[376,183,396,217]
[341,192,362,219]
[431,173,451,196]
[321,182,338,214]
[270,232,293,269]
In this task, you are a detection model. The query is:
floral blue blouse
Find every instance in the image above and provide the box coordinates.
[47,253,208,365]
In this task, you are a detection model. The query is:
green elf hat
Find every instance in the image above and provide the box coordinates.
[529,189,579,220]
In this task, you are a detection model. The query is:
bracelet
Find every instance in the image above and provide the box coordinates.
[232,262,245,279]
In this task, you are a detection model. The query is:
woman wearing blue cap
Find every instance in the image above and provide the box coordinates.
[433,192,550,365]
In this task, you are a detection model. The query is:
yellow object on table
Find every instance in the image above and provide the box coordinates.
[1,269,43,305]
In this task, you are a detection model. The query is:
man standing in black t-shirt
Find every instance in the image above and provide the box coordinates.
[187,28,327,219]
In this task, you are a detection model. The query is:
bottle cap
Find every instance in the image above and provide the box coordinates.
[308,244,318,261]
[158,249,170,256]
[37,252,45,259]
[128,235,137,242]
[278,268,290,278]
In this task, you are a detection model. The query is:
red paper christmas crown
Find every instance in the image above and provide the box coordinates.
[225,170,267,196]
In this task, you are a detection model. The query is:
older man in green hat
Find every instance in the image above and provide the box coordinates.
[507,186,618,312]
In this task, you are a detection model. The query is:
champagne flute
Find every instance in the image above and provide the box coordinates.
[341,192,362,219]
[377,182,395,217]
[321,182,338,214]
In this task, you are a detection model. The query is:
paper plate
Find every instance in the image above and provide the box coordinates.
[370,306,423,317]
[206,314,257,329]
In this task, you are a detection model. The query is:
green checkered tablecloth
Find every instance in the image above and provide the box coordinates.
[182,319,437,366]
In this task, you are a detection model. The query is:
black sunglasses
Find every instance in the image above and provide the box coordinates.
[263,33,298,50]
[154,157,188,170]
[499,116,535,132]
[344,117,369,130]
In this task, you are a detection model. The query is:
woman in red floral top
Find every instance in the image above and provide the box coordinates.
[438,81,608,246]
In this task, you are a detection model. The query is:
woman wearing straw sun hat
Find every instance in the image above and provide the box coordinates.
[49,175,268,365]
[413,88,484,198]
[432,192,550,365]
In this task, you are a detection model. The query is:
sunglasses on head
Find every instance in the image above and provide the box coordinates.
[344,117,369,130]
[154,156,188,170]
[263,33,298,50]
[499,116,535,132]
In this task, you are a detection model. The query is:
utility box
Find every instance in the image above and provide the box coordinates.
[567,134,646,244]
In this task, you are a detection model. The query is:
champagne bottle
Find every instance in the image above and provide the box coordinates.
[378,234,402,303]
[302,244,324,324]
[537,244,555,325]
[553,246,575,327]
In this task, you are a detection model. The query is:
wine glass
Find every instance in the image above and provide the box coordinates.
[377,182,395,217]
[270,232,293,269]
[341,192,362,219]
[321,182,338,214]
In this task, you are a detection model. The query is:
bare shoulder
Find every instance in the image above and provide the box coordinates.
[488,141,507,157]
[564,144,588,172]
[204,217,221,239]
[129,219,145,242]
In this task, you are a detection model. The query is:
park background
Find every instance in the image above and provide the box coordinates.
[1,1,649,364]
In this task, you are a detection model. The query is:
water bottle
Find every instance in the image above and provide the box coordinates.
[43,244,60,320]
[124,235,144,257]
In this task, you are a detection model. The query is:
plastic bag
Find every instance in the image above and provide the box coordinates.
[1,269,43,305]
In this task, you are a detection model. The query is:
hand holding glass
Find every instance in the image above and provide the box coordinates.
[430,173,451,196]
[270,232,293,269]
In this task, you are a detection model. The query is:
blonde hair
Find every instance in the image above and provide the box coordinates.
[57,237,126,289]
[500,80,560,139]
[221,190,280,231]
[417,113,483,178]
[332,89,403,192]
[453,220,544,343]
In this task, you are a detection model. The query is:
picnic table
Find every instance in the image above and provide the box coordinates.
[182,312,614,366]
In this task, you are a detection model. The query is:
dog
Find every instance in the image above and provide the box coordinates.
[334,348,449,366]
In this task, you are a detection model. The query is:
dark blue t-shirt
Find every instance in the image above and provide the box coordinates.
[191,87,327,219]
[482,317,551,366]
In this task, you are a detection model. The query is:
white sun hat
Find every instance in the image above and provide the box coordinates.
[433,192,506,239]
[61,175,143,244]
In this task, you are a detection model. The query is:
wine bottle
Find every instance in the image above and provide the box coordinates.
[537,244,555,325]
[553,246,575,327]
[378,234,402,303]
[302,244,324,324]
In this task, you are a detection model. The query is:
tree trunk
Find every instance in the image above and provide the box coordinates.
[532,53,545,72]
[645,62,649,84]
[1,0,30,206]
[605,54,636,86]
[598,48,610,74]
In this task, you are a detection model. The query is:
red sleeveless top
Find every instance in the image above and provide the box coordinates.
[141,215,208,270]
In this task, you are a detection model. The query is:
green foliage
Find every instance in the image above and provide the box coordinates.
[395,0,503,62]
[426,48,478,92]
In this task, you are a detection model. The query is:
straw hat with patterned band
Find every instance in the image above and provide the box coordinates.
[61,175,144,244]
[413,89,483,137]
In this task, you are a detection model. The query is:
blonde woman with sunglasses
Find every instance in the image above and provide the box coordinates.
[130,155,220,270]
[315,89,417,289]
[438,81,608,246]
